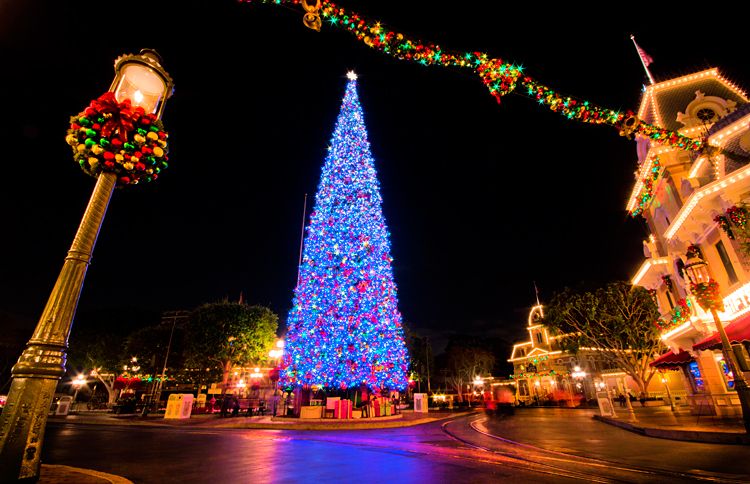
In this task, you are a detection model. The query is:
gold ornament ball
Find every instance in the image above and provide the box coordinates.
[134,134,146,144]
[91,145,104,155]
[153,146,164,157]
[123,162,134,171]
[146,131,158,141]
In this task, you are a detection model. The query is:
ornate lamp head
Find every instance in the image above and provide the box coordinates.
[110,49,174,119]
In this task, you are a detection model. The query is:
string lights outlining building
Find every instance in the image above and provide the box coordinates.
[628,67,750,418]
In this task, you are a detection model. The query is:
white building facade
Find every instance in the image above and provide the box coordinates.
[628,68,750,417]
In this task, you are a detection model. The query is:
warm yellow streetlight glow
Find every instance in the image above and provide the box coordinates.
[113,64,166,114]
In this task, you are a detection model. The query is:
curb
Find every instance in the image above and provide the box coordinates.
[41,464,133,483]
[49,411,472,431]
[593,415,750,445]
[211,417,433,430]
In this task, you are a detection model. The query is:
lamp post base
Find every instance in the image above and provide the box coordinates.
[0,377,61,481]
[0,172,116,482]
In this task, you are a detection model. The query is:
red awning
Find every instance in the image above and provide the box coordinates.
[650,349,693,369]
[693,313,750,352]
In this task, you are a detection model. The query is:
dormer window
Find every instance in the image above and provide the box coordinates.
[676,91,736,128]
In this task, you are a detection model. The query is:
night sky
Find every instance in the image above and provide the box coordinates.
[1,1,748,356]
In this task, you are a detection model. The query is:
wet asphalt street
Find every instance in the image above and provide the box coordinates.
[41,409,750,483]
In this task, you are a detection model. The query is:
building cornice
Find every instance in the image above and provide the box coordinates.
[664,163,750,240]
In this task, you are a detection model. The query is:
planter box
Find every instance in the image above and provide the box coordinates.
[300,406,323,419]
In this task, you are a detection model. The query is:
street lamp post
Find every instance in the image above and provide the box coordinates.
[683,247,750,432]
[71,374,86,412]
[0,49,173,481]
[571,365,587,405]
[269,339,284,416]
[152,312,180,413]
[660,373,676,412]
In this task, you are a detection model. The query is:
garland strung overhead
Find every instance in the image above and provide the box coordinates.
[243,0,703,152]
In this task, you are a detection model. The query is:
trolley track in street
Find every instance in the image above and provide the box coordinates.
[441,414,745,483]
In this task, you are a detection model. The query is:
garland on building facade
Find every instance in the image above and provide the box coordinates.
[242,1,704,153]
[686,244,703,260]
[655,298,691,331]
[714,214,735,239]
[66,92,169,186]
[715,205,750,240]
[726,205,749,228]
[630,156,662,217]
[510,369,562,380]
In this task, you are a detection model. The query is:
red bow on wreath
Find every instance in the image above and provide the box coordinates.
[87,92,146,141]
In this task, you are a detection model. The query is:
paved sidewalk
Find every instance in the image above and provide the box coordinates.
[50,408,472,430]
[593,404,749,444]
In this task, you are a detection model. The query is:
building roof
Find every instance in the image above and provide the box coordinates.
[638,69,747,131]
[709,102,750,135]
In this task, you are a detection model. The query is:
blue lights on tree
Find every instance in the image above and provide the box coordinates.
[280,74,409,390]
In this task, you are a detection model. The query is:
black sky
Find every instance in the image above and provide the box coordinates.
[1,1,748,353]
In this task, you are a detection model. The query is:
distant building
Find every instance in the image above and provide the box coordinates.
[507,305,660,405]
[628,68,750,417]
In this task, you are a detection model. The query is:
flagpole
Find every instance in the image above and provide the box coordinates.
[630,34,655,85]
[296,193,308,287]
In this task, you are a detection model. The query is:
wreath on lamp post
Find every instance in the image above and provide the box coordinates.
[65,92,169,186]
[691,280,724,312]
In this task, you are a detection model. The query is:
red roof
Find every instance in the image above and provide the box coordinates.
[650,349,693,369]
[693,312,750,351]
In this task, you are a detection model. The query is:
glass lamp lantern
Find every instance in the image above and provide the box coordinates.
[683,253,710,285]
[109,49,174,119]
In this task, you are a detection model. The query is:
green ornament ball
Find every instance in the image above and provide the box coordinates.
[137,128,147,136]
[84,138,96,148]
[123,142,135,151]
[99,138,110,147]
[85,128,96,137]
[78,117,90,127]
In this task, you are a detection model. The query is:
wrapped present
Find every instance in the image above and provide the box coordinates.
[372,400,381,417]
[384,401,392,416]
[334,399,353,419]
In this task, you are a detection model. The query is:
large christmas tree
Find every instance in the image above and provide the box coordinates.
[281,73,409,390]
